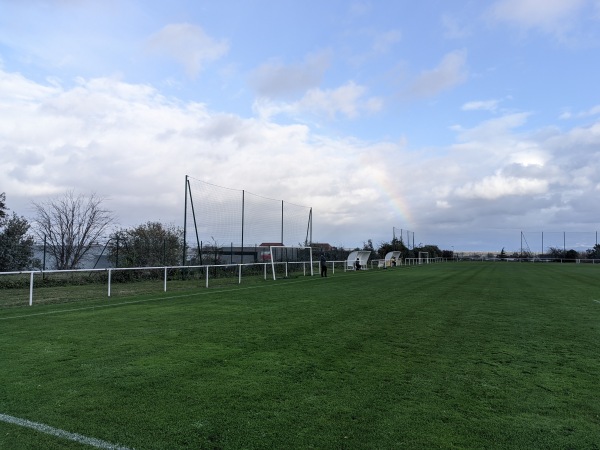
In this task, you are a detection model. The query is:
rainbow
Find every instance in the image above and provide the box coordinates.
[371,172,414,228]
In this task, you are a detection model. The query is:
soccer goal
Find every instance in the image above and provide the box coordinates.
[418,252,429,264]
[270,246,314,280]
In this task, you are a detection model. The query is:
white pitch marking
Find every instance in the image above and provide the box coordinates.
[0,413,131,449]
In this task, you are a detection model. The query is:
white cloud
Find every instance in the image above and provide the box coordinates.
[0,68,387,245]
[488,0,588,34]
[248,50,331,99]
[253,81,382,120]
[372,30,402,53]
[462,99,500,112]
[409,50,468,98]
[560,104,600,120]
[441,14,471,39]
[348,1,372,18]
[146,23,229,78]
[455,173,548,199]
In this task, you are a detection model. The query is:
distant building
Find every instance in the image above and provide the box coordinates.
[311,243,333,251]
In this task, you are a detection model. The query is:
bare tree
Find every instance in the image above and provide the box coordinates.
[32,191,115,270]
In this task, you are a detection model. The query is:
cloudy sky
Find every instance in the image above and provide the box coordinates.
[1,0,600,253]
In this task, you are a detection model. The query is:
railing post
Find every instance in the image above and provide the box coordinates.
[205,266,209,288]
[164,267,168,292]
[108,269,112,297]
[29,272,34,306]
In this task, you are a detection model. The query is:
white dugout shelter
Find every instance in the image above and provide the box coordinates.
[377,251,402,268]
[347,250,371,270]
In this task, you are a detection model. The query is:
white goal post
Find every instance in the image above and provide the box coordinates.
[270,246,314,280]
[418,252,429,264]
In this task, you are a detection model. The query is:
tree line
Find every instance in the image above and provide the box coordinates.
[359,237,449,260]
[0,191,184,271]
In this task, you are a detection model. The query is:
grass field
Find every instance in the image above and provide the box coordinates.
[1,262,599,449]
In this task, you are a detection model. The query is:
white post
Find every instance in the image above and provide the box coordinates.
[285,262,288,278]
[108,269,112,297]
[205,266,209,288]
[29,272,34,306]
[238,264,242,284]
[264,263,267,280]
[164,267,167,292]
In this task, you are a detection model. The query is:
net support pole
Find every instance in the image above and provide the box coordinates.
[281,200,284,245]
[241,190,245,264]
[187,178,201,264]
[520,231,523,258]
[305,208,312,246]
[183,175,188,266]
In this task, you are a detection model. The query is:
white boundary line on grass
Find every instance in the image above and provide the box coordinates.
[593,300,600,304]
[0,413,132,450]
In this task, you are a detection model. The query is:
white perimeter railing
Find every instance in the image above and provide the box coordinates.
[1,260,355,307]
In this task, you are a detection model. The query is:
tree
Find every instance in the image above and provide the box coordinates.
[376,238,408,259]
[0,192,6,220]
[547,247,565,259]
[0,194,38,271]
[565,249,579,260]
[108,222,184,268]
[586,244,600,259]
[32,191,114,270]
[413,244,442,258]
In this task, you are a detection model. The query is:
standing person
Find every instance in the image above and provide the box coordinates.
[391,256,396,267]
[355,257,361,271]
[320,254,328,277]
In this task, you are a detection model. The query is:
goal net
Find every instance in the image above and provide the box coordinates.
[184,176,312,265]
[270,246,314,280]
